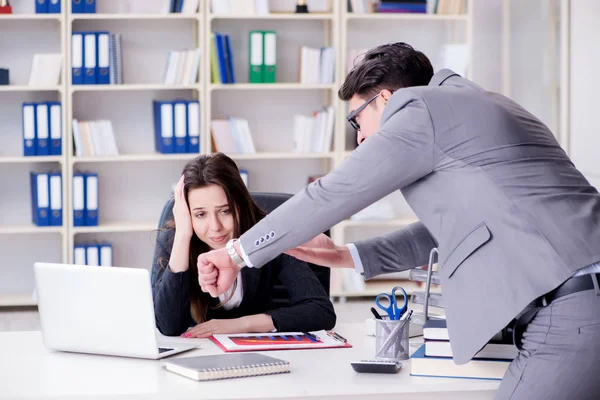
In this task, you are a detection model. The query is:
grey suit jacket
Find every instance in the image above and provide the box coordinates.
[239,69,600,364]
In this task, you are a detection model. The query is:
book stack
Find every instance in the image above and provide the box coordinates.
[293,106,335,153]
[74,243,113,267]
[210,33,235,84]
[410,319,517,380]
[300,46,335,84]
[72,119,119,158]
[163,48,201,85]
[210,118,256,155]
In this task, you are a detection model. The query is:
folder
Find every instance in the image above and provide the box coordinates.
[214,33,229,84]
[84,0,96,13]
[86,245,99,266]
[99,243,113,267]
[210,33,221,84]
[83,32,97,85]
[96,32,110,84]
[72,0,84,13]
[71,33,84,85]
[49,172,62,226]
[173,100,188,154]
[48,0,61,14]
[72,173,86,227]
[249,31,263,83]
[223,34,235,84]
[35,103,50,156]
[74,245,86,265]
[85,173,99,226]
[30,172,50,227]
[22,103,37,157]
[36,0,49,13]
[153,101,174,154]
[187,100,200,154]
[263,31,276,83]
[240,169,249,188]
[48,102,62,156]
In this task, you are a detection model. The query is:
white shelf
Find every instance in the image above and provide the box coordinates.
[0,294,36,307]
[0,85,62,92]
[71,222,157,234]
[209,13,335,20]
[0,156,63,164]
[71,154,197,163]
[227,152,336,160]
[345,13,468,21]
[0,14,61,21]
[339,218,419,229]
[70,13,199,21]
[70,84,199,92]
[0,225,64,235]
[210,83,336,91]
[330,279,441,298]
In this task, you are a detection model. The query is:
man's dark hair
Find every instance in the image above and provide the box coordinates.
[338,42,434,101]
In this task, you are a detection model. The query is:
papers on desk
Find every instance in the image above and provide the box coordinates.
[210,330,352,353]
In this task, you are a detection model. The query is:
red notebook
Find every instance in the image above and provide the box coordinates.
[210,330,352,353]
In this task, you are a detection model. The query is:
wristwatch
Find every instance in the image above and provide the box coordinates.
[226,239,246,268]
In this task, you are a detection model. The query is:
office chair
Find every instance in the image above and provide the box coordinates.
[154,192,331,306]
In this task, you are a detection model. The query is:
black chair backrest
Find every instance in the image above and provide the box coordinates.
[156,192,331,303]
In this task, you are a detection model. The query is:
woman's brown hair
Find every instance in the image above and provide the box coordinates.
[159,153,266,323]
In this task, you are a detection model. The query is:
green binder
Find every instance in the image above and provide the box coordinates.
[210,33,221,84]
[262,31,276,83]
[249,30,263,83]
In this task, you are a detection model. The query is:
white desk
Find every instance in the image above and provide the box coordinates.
[0,323,499,400]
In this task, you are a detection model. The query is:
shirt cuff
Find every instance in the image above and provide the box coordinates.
[347,243,365,276]
[238,241,254,268]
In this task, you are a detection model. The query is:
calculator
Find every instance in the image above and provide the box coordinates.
[350,359,402,374]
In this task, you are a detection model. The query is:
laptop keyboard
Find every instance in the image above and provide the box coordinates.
[158,347,174,353]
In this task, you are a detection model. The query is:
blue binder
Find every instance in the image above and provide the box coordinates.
[99,243,113,266]
[173,100,188,154]
[36,0,49,13]
[73,244,87,265]
[49,172,63,226]
[35,103,50,156]
[72,172,86,227]
[72,0,84,14]
[153,101,175,154]
[30,172,50,227]
[96,32,110,85]
[187,100,200,153]
[71,32,84,85]
[85,244,100,266]
[223,34,235,84]
[22,103,37,156]
[48,0,61,13]
[83,32,97,85]
[84,172,99,226]
[215,33,229,84]
[83,0,96,13]
[48,102,62,156]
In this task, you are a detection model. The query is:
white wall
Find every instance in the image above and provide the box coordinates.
[569,0,600,188]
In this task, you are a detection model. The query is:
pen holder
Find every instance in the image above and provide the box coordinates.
[374,318,410,361]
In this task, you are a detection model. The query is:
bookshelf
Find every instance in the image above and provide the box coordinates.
[0,0,482,306]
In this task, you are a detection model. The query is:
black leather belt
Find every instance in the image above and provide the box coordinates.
[541,272,600,305]
[512,273,600,350]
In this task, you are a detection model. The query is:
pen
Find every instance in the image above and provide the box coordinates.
[332,332,347,343]
[303,332,318,342]
[370,307,383,320]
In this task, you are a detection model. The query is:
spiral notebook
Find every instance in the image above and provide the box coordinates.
[165,353,290,381]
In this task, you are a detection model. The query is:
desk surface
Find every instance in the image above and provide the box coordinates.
[1,323,499,400]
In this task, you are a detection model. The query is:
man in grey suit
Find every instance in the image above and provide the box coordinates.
[197,43,600,399]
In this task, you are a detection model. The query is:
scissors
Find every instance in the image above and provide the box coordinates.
[375,286,408,320]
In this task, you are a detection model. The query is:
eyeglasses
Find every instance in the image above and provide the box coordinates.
[346,93,380,131]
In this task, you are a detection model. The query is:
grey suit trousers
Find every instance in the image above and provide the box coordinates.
[495,285,600,399]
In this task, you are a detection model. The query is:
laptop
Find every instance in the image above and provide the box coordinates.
[33,262,198,359]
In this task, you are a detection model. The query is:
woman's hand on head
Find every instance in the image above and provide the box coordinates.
[172,174,193,239]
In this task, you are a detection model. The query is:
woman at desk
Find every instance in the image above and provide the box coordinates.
[151,153,336,338]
